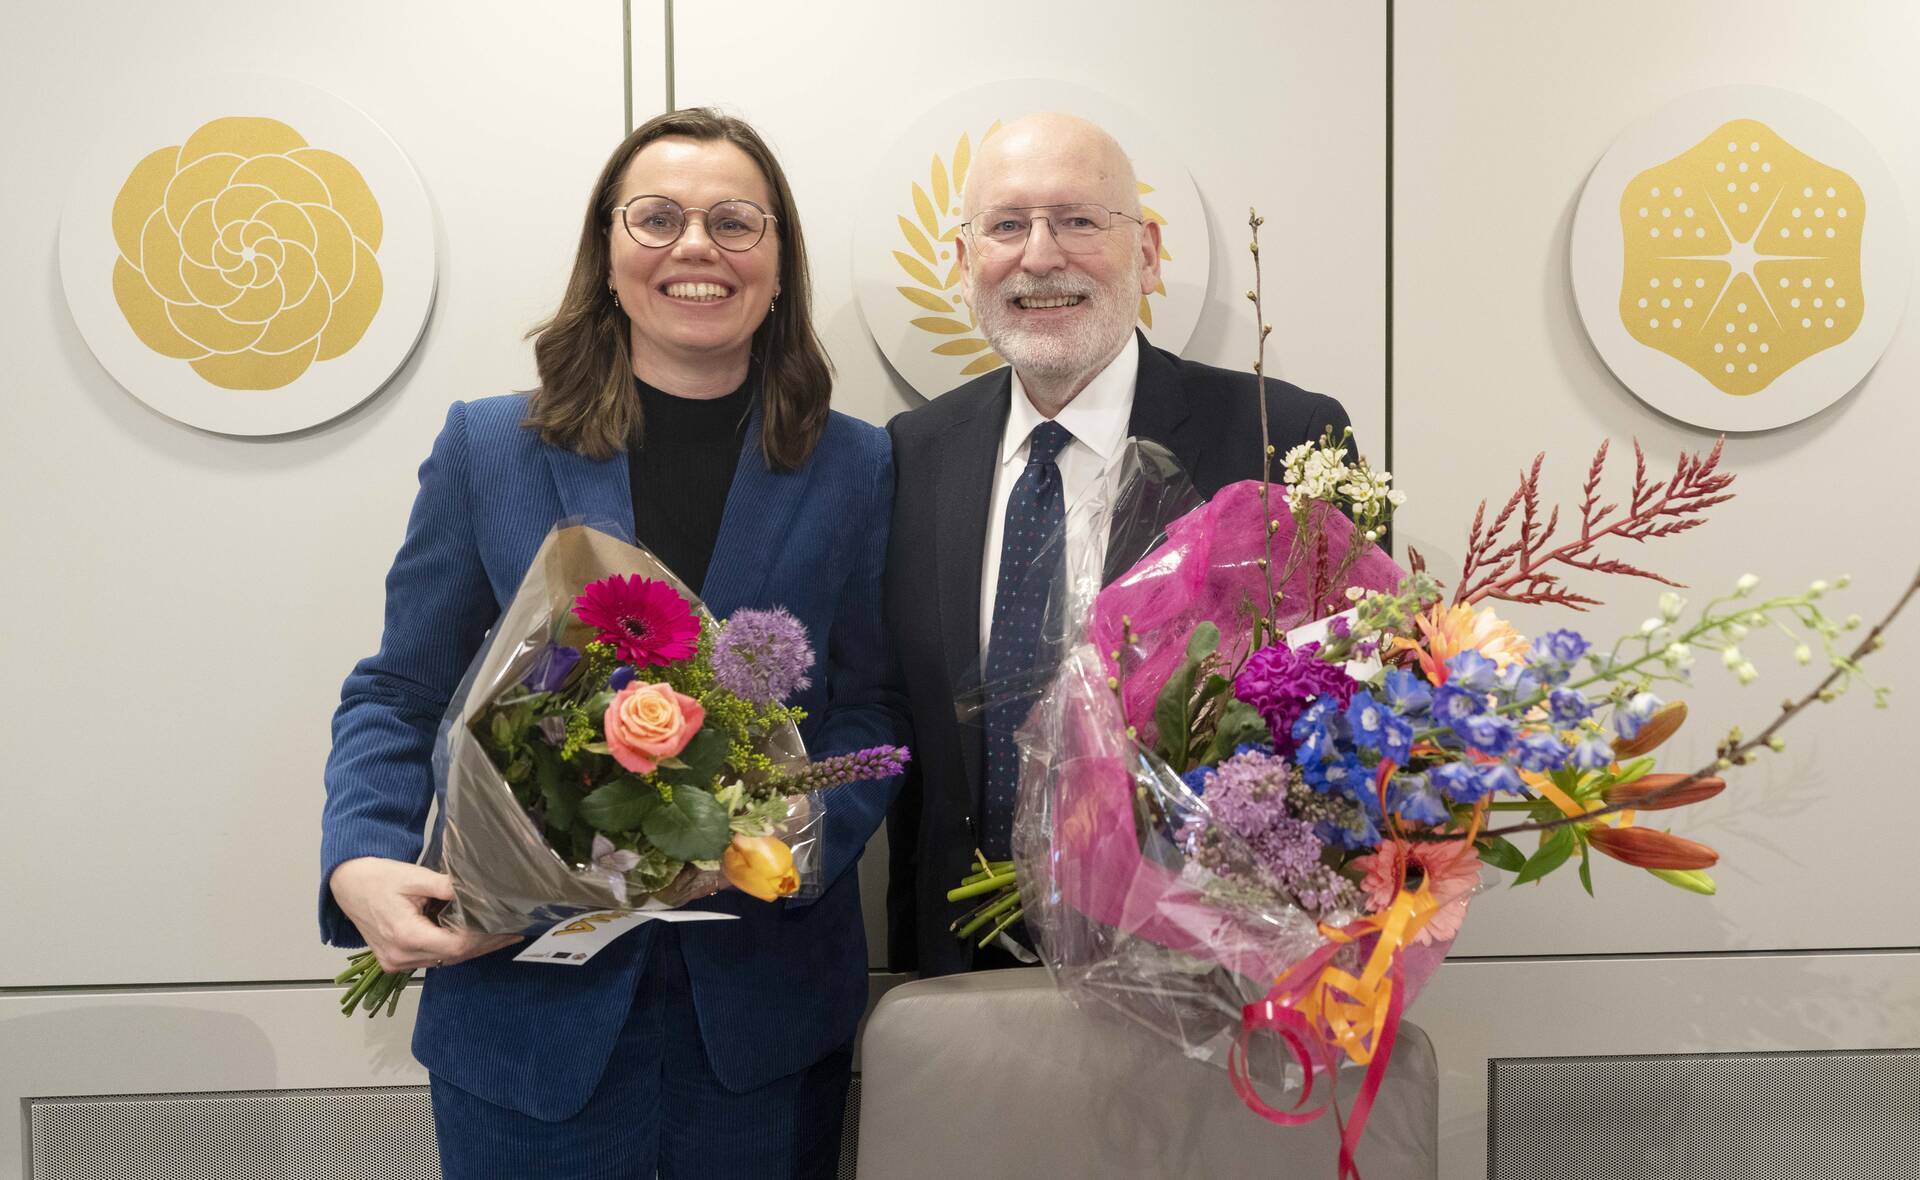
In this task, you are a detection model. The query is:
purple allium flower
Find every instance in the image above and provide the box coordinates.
[713,608,815,705]
[789,744,911,793]
[1235,641,1358,756]
[523,644,581,693]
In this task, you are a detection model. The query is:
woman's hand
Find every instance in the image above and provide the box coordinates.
[328,857,521,972]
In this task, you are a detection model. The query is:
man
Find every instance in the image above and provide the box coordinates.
[884,113,1357,977]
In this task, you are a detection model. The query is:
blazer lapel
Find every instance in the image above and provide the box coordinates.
[934,375,1012,694]
[1125,331,1206,478]
[543,442,636,542]
[701,402,809,619]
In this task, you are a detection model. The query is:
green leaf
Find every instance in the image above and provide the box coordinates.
[534,746,580,830]
[1611,756,1656,787]
[1511,827,1577,887]
[1153,622,1221,768]
[641,786,732,861]
[579,777,659,832]
[1204,698,1271,765]
[655,727,730,789]
[1577,845,1595,897]
[1476,834,1526,873]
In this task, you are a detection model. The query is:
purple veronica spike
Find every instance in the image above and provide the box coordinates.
[713,608,815,705]
[787,745,912,793]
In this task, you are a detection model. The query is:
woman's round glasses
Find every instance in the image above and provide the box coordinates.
[613,196,776,252]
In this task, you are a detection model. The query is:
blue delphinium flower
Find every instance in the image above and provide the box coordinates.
[1346,690,1390,749]
[1431,761,1488,803]
[1446,650,1500,693]
[1475,761,1529,798]
[1495,663,1544,704]
[1388,772,1451,825]
[1310,753,1371,801]
[1431,683,1484,729]
[1513,731,1572,772]
[1460,713,1517,756]
[1532,629,1591,677]
[1180,765,1213,796]
[1612,691,1664,740]
[1381,667,1434,716]
[1548,688,1594,726]
[1570,732,1615,770]
[1291,698,1348,768]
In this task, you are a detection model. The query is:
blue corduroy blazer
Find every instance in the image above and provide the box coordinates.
[319,393,906,1120]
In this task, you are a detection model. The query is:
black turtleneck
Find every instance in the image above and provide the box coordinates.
[627,374,754,594]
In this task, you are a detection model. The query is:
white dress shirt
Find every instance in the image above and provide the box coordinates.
[979,333,1139,659]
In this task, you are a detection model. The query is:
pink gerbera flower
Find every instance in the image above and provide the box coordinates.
[573,575,699,667]
[1350,836,1481,945]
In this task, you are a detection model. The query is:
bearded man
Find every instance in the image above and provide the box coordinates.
[883,113,1358,976]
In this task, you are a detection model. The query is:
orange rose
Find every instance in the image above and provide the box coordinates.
[722,835,799,901]
[604,682,704,774]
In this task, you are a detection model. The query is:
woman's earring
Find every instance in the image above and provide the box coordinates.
[769,293,778,314]
[608,284,621,309]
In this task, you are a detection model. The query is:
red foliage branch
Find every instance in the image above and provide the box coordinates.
[1452,438,1735,610]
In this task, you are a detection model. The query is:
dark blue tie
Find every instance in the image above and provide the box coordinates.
[982,420,1074,860]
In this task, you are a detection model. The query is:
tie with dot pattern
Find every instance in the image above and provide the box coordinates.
[981,420,1074,860]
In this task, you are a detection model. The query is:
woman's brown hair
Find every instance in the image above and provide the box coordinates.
[525,108,831,471]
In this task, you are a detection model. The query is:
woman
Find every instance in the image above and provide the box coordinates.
[319,109,905,1178]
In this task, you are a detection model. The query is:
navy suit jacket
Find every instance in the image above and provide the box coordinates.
[883,334,1355,978]
[319,393,906,1120]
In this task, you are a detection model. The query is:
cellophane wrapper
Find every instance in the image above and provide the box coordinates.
[422,522,819,935]
[1003,443,1449,1088]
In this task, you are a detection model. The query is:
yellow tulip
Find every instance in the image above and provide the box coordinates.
[723,835,799,901]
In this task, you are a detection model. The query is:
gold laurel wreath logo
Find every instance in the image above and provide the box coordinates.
[893,123,1172,380]
[110,116,385,391]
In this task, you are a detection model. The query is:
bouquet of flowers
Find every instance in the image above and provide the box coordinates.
[950,214,1909,1178]
[338,522,908,1016]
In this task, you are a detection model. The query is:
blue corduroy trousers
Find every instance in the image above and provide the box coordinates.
[430,927,854,1179]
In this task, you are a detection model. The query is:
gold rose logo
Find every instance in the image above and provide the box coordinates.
[110,116,384,390]
[894,123,1172,380]
[1618,119,1863,396]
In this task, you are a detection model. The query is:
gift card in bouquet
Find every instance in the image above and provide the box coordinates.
[514,903,737,967]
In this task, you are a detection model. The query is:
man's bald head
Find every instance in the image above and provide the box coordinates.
[961,113,1142,219]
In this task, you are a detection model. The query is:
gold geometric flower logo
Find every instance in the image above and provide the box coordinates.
[110,116,384,391]
[894,123,1172,381]
[1618,118,1863,396]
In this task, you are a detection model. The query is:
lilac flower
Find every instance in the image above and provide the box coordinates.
[1533,629,1591,668]
[523,644,581,693]
[713,608,815,706]
[1382,667,1434,716]
[1571,733,1615,771]
[1445,650,1499,693]
[1181,750,1362,917]
[1388,772,1450,825]
[786,745,911,793]
[1236,641,1360,756]
[1460,713,1517,756]
[1549,688,1594,726]
[1475,762,1529,798]
[591,834,641,906]
[1430,761,1486,803]
[1513,731,1571,772]
[1431,683,1485,729]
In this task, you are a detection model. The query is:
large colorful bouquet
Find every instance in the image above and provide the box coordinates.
[951,224,1908,1180]
[338,523,908,1016]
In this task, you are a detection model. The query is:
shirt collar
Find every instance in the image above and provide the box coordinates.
[1001,332,1140,467]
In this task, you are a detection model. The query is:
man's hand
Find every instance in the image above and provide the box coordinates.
[328,857,520,972]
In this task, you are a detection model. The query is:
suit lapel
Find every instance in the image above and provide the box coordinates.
[543,442,636,542]
[934,375,1012,694]
[701,402,807,618]
[1125,332,1206,479]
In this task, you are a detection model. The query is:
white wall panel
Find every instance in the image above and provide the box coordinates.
[673,0,1389,453]
[0,0,632,986]
[1396,0,1920,956]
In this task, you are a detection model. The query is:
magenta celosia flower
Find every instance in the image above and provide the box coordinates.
[1233,640,1359,756]
[712,607,814,705]
[573,575,699,667]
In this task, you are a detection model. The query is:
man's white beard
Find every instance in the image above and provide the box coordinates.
[975,266,1140,408]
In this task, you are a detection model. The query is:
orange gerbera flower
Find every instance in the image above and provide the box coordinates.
[1399,602,1531,684]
